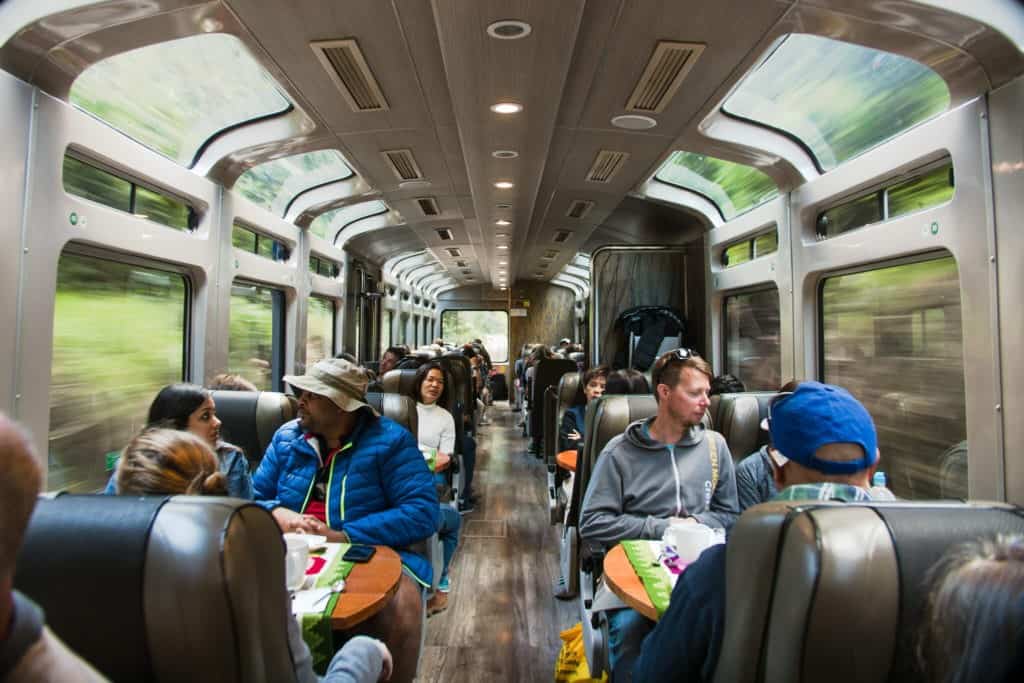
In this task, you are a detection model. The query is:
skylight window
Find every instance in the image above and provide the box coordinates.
[70,34,290,166]
[309,200,388,241]
[234,150,353,216]
[723,34,950,172]
[655,151,778,220]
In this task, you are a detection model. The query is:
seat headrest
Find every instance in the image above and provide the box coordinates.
[557,372,584,408]
[211,390,297,468]
[15,495,294,682]
[582,394,658,475]
[382,368,419,398]
[711,392,777,462]
[367,391,418,436]
[715,500,1024,683]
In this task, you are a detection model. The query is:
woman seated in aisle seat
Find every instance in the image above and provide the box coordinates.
[103,383,252,499]
[917,535,1024,683]
[560,365,610,453]
[114,428,392,683]
[410,361,461,617]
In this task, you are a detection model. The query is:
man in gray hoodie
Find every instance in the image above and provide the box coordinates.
[579,348,739,681]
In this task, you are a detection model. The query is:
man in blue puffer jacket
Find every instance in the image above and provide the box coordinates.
[253,358,439,683]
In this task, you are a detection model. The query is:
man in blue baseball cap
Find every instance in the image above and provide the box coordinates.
[629,381,883,683]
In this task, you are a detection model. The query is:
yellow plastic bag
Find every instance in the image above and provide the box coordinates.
[554,622,608,683]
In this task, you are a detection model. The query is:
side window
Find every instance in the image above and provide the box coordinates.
[232,222,290,262]
[723,287,781,390]
[820,255,966,499]
[441,310,509,362]
[229,281,285,390]
[381,310,392,351]
[49,252,188,492]
[307,296,336,367]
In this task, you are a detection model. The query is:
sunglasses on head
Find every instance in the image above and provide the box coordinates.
[653,348,697,385]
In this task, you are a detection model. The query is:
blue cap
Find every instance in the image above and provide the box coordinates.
[768,382,878,475]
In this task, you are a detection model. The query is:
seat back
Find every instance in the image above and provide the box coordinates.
[543,386,560,466]
[382,368,420,398]
[14,495,295,683]
[714,501,1024,683]
[442,353,476,427]
[708,391,778,462]
[211,390,297,469]
[568,394,658,527]
[365,391,418,437]
[545,372,582,464]
[529,358,578,440]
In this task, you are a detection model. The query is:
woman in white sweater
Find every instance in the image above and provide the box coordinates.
[411,361,461,616]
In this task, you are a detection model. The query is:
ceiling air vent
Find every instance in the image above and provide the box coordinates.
[586,150,629,183]
[553,230,572,243]
[415,196,440,216]
[626,41,705,114]
[445,247,462,258]
[455,260,468,268]
[566,200,594,220]
[543,249,559,259]
[461,269,471,275]
[382,149,423,181]
[435,227,453,241]
[310,39,390,112]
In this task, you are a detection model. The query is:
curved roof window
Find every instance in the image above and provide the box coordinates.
[309,200,388,241]
[235,150,353,216]
[70,34,290,167]
[723,34,950,172]
[655,151,778,220]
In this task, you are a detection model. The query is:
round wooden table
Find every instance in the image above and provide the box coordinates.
[330,545,402,629]
[602,544,658,621]
[556,449,577,472]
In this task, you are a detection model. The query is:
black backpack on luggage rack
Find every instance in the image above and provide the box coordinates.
[611,305,687,371]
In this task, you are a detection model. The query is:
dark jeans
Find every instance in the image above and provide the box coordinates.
[438,504,460,588]
[460,434,477,501]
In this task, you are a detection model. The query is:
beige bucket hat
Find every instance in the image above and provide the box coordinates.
[284,358,378,416]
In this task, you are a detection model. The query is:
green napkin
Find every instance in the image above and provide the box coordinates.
[620,540,673,617]
[300,544,356,673]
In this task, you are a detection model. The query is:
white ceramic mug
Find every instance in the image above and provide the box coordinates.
[284,535,310,590]
[663,523,718,563]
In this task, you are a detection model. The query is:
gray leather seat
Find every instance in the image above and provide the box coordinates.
[365,391,419,438]
[545,372,582,524]
[707,391,778,462]
[211,390,297,469]
[529,358,578,442]
[14,495,296,682]
[714,500,1024,683]
[381,368,420,398]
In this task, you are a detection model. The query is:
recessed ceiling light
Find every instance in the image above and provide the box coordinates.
[492,150,519,159]
[496,233,510,239]
[490,102,523,115]
[611,114,658,130]
[494,180,514,189]
[499,260,507,265]
[487,20,532,40]
[495,219,511,226]
[399,179,431,189]
[497,245,509,250]
[496,203,512,209]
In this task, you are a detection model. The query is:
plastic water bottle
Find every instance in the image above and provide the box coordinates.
[872,471,888,488]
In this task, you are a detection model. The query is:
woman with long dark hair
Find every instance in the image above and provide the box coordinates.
[104,383,252,498]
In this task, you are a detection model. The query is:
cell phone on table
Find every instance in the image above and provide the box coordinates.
[342,545,376,563]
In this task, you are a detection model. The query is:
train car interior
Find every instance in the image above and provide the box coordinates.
[1,1,1023,681]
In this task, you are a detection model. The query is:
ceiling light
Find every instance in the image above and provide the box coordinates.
[496,203,512,209]
[496,233,509,238]
[487,20,532,40]
[494,180,514,189]
[497,245,509,250]
[492,150,519,159]
[499,260,507,265]
[490,102,523,115]
[611,114,658,130]
[495,219,511,226]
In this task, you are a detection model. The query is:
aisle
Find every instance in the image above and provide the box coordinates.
[419,401,577,681]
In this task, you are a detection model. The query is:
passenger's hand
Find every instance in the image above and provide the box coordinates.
[271,507,319,533]
[375,639,393,681]
[568,430,582,441]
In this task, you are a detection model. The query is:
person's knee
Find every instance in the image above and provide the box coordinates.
[389,576,424,629]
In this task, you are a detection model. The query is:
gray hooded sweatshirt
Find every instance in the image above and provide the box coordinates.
[579,417,739,549]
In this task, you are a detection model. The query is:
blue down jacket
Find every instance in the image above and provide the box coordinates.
[253,413,440,586]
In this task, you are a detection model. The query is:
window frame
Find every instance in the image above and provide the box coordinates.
[231,221,291,262]
[229,279,287,391]
[721,284,781,391]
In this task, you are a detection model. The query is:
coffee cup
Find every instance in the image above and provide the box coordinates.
[284,535,310,590]
[663,523,717,563]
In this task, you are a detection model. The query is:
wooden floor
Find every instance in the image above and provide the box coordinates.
[419,401,577,682]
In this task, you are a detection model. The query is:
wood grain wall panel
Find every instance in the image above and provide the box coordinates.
[593,245,705,367]
[508,282,576,363]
